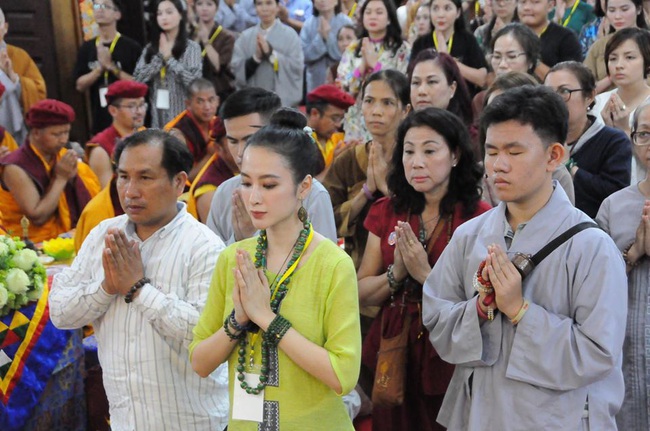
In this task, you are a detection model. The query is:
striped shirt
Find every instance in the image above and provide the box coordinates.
[49,204,228,431]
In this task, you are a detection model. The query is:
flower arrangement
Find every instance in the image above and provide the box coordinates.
[42,237,75,261]
[0,236,47,316]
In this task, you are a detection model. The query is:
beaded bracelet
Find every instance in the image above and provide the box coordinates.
[264,314,292,347]
[386,264,404,294]
[510,299,530,325]
[228,310,248,332]
[124,277,150,303]
[623,242,641,268]
[223,315,245,340]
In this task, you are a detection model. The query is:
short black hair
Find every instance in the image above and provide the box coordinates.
[245,108,322,183]
[186,77,216,99]
[480,85,568,148]
[219,87,282,123]
[389,108,483,217]
[113,129,193,180]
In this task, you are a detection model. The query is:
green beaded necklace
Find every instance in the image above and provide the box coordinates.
[236,220,312,395]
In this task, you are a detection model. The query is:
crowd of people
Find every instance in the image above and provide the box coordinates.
[0,0,649,429]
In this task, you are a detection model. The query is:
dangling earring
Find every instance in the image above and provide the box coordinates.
[298,199,309,224]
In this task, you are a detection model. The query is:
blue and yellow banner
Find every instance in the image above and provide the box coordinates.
[0,282,73,431]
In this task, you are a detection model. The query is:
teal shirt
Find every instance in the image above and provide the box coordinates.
[549,0,595,35]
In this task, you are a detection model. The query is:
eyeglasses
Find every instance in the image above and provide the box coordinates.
[93,3,116,11]
[489,52,527,65]
[117,103,148,113]
[631,130,650,146]
[552,88,584,102]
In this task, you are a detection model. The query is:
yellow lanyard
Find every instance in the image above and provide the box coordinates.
[433,32,454,53]
[348,2,357,17]
[96,32,121,84]
[161,66,166,81]
[539,23,549,37]
[475,0,480,16]
[562,0,580,27]
[248,226,314,359]
[201,25,223,57]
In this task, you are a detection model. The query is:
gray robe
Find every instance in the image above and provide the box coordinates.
[231,19,304,107]
[205,175,338,245]
[596,184,650,430]
[422,184,627,430]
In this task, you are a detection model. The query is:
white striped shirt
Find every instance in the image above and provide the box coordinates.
[49,204,229,431]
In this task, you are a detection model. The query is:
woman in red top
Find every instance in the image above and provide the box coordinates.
[357,107,490,431]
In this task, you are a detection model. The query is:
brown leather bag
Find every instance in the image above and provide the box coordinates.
[371,312,411,407]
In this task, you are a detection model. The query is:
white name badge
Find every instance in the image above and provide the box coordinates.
[99,86,108,108]
[232,373,264,422]
[155,89,170,110]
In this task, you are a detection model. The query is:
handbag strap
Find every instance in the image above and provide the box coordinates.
[513,221,599,279]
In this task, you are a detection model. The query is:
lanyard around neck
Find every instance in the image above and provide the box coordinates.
[433,31,454,53]
[562,0,580,27]
[348,2,358,17]
[96,32,121,83]
[201,25,223,57]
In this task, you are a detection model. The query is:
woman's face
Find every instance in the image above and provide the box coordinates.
[410,59,457,111]
[255,0,279,25]
[362,79,408,138]
[415,6,431,36]
[157,1,183,32]
[607,38,646,87]
[490,34,530,75]
[363,0,390,34]
[195,0,218,23]
[402,126,456,196]
[240,146,308,231]
[337,27,356,53]
[606,0,639,31]
[491,0,516,19]
[544,69,593,128]
[430,0,460,33]
[632,106,650,168]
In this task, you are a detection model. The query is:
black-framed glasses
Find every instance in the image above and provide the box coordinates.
[553,88,584,102]
[631,130,650,146]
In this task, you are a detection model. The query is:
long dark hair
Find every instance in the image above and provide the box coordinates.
[407,49,473,126]
[388,108,483,217]
[354,0,404,57]
[145,0,190,62]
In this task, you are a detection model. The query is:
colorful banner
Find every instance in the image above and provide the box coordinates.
[0,282,73,431]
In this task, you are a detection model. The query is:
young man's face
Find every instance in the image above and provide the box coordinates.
[224,113,264,170]
[484,120,562,206]
[517,0,552,29]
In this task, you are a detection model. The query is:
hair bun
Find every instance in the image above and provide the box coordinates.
[269,108,307,130]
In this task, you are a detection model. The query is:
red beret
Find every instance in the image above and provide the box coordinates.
[25,99,75,129]
[306,85,356,110]
[105,80,149,105]
[210,117,226,142]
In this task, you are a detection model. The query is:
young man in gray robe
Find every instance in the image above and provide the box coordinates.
[422,86,627,430]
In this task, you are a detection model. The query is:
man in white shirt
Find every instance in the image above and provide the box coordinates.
[49,129,228,431]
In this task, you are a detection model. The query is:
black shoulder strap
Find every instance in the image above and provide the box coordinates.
[512,221,600,280]
[531,221,600,266]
